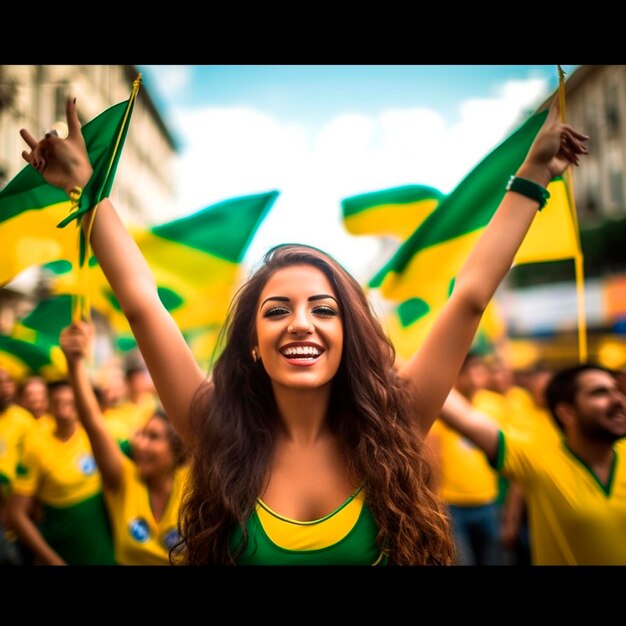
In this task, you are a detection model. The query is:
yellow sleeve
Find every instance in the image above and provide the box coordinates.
[12,430,42,496]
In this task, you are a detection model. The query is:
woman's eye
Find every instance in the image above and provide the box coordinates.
[313,306,337,317]
[264,307,290,318]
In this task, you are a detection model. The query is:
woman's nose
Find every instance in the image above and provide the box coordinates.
[287,310,314,335]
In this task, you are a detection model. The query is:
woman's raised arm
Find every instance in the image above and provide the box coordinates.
[60,322,125,490]
[20,98,206,443]
[397,97,589,435]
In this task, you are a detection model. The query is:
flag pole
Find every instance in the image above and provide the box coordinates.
[72,73,143,323]
[557,65,587,362]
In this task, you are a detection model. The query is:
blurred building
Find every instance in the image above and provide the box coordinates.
[0,64,179,364]
[504,65,626,370]
[564,65,626,220]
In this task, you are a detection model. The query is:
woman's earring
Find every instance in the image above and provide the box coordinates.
[251,348,259,363]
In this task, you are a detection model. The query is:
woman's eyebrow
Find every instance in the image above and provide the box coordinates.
[261,294,338,307]
[308,294,338,304]
[260,296,289,307]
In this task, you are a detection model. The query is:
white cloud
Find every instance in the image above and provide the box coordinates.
[143,65,193,100]
[168,76,549,282]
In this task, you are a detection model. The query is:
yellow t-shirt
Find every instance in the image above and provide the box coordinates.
[104,456,189,565]
[13,426,104,507]
[12,425,115,565]
[431,390,504,506]
[34,413,56,434]
[497,431,626,565]
[0,404,35,488]
[431,419,500,506]
[134,393,159,426]
[104,401,151,441]
[494,386,561,447]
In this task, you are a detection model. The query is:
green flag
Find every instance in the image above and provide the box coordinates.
[0,79,140,286]
[369,109,580,338]
[0,332,66,381]
[20,294,73,343]
[49,190,279,349]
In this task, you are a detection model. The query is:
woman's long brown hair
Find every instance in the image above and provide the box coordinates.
[177,244,454,565]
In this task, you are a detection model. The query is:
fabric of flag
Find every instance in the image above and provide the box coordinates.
[20,294,73,342]
[48,191,278,350]
[369,109,580,331]
[341,184,444,240]
[0,94,139,286]
[0,332,66,382]
[381,296,505,364]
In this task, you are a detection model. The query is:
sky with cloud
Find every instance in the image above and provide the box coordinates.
[138,65,577,282]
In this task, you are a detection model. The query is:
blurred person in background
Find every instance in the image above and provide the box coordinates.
[439,363,626,565]
[428,353,504,565]
[0,367,35,565]
[17,376,55,431]
[61,322,189,565]
[125,361,159,429]
[8,380,115,565]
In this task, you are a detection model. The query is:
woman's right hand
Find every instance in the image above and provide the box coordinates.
[20,98,93,196]
[59,321,93,365]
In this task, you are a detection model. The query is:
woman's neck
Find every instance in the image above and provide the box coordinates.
[272,383,332,445]
[147,472,174,523]
[54,420,76,441]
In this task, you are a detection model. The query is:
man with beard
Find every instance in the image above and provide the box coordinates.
[439,363,626,565]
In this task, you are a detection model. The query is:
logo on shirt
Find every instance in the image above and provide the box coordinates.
[78,454,97,475]
[129,517,151,543]
[162,527,181,551]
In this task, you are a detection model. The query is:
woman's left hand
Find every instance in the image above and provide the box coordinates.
[20,98,93,196]
[521,96,590,186]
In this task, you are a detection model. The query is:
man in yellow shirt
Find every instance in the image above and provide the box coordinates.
[440,363,626,565]
[1,367,36,565]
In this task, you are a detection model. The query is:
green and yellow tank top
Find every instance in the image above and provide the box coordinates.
[230,485,387,565]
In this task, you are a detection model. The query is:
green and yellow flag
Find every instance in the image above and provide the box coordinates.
[369,108,580,356]
[341,184,444,240]
[0,332,66,382]
[0,78,140,293]
[48,191,279,357]
[19,294,73,343]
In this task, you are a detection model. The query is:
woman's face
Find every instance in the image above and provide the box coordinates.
[132,417,176,480]
[255,264,343,392]
[50,385,77,427]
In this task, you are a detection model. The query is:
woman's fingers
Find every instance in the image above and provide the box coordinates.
[65,97,83,143]
[19,128,39,149]
[561,131,588,158]
[546,94,560,123]
[560,123,590,142]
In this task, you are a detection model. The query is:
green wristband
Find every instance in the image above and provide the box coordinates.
[506,175,550,211]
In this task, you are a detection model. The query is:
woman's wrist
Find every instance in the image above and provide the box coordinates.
[515,162,551,189]
[64,165,93,197]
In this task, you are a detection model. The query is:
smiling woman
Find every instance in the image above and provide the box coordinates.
[184,244,451,564]
[256,264,344,390]
[17,90,588,565]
